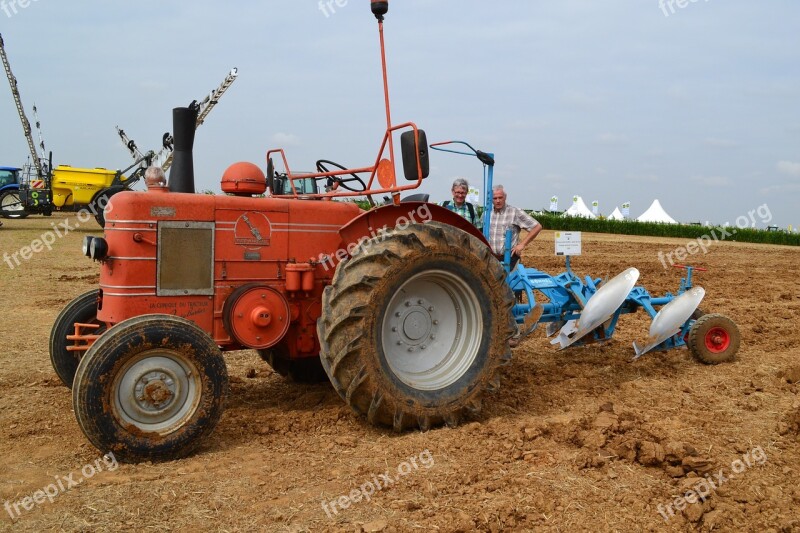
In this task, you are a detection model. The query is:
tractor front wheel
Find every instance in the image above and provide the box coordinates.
[318,222,515,431]
[72,315,228,462]
[688,313,741,364]
[49,289,104,387]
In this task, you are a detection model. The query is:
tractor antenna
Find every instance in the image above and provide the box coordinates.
[372,1,395,181]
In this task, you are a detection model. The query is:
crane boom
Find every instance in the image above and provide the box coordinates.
[0,33,43,178]
[117,68,239,171]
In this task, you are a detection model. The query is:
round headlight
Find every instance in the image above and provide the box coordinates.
[82,236,94,258]
[89,237,108,261]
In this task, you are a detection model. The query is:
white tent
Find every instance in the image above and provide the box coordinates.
[564,196,597,218]
[607,207,624,221]
[637,199,677,224]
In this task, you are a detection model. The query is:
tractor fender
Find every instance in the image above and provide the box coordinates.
[338,202,490,254]
[0,184,20,193]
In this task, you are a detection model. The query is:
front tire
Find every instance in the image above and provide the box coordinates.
[49,289,104,387]
[72,315,229,462]
[0,190,29,219]
[318,222,515,431]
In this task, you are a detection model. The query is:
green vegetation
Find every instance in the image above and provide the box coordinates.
[529,212,800,246]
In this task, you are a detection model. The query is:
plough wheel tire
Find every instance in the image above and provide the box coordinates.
[688,313,740,365]
[258,345,328,384]
[72,315,228,462]
[49,289,104,388]
[318,222,515,431]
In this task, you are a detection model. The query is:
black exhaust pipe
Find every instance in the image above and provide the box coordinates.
[168,106,198,193]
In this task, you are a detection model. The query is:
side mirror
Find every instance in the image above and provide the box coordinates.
[400,129,429,181]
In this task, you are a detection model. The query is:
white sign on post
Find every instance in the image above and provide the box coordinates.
[555,231,582,256]
[467,187,480,204]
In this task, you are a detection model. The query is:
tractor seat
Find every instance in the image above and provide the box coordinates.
[400,193,429,203]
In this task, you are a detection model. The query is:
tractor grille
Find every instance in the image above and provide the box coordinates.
[157,221,215,296]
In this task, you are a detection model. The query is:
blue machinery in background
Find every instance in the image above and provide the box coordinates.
[430,141,740,363]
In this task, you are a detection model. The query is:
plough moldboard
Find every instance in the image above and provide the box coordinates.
[507,258,739,363]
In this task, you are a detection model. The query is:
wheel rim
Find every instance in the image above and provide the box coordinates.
[1,192,24,213]
[381,269,482,391]
[704,326,731,353]
[112,350,202,434]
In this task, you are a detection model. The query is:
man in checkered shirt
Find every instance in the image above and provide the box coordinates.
[489,184,541,269]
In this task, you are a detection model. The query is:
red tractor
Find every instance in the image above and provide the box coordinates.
[51,1,514,462]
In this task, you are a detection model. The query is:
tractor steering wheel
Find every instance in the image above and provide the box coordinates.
[315,159,368,192]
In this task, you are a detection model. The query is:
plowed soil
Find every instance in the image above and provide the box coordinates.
[1,214,799,532]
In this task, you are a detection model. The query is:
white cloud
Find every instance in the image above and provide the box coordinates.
[629,173,659,183]
[271,132,300,146]
[597,133,628,145]
[760,183,800,195]
[703,138,740,148]
[777,161,800,177]
[138,80,168,92]
[560,90,601,107]
[694,175,731,186]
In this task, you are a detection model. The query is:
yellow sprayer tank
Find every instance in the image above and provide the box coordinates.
[51,166,125,207]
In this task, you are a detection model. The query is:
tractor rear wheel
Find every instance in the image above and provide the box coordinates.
[72,315,228,462]
[0,190,29,219]
[318,222,515,431]
[49,289,104,387]
[257,344,328,384]
[688,313,740,364]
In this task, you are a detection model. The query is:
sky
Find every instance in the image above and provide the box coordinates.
[1,0,798,228]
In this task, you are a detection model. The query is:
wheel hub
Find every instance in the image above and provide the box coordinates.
[114,352,200,434]
[389,298,438,352]
[137,373,176,409]
[705,327,731,353]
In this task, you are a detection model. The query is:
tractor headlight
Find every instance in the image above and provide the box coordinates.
[89,237,108,261]
[82,236,94,258]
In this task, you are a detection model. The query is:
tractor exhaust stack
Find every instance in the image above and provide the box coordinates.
[168,106,198,193]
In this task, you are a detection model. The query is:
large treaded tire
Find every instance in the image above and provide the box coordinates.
[0,190,29,219]
[688,313,741,364]
[317,221,515,431]
[49,289,104,388]
[72,315,228,462]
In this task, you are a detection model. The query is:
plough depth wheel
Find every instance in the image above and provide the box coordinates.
[688,313,740,364]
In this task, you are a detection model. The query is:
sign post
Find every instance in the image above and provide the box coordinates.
[555,231,582,272]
